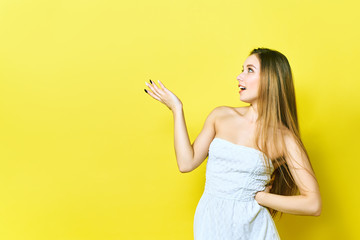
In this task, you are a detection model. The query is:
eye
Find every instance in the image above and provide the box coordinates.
[248,68,253,72]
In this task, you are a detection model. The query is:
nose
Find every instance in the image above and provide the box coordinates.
[236,73,243,82]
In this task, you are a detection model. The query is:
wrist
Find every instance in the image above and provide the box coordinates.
[172,105,183,114]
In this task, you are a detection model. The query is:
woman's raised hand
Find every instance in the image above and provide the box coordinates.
[144,79,183,111]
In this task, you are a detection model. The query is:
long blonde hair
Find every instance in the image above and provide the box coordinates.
[250,48,313,218]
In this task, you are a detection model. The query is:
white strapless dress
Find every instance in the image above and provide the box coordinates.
[193,138,281,239]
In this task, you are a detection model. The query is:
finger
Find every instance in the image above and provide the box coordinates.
[157,80,167,91]
[145,82,162,99]
[145,88,163,102]
[150,80,163,96]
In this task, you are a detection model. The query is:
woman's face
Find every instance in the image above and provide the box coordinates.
[236,54,261,104]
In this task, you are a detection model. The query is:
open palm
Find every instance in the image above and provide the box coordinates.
[144,80,183,111]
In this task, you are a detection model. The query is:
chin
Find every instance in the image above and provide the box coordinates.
[240,96,256,104]
[239,97,251,103]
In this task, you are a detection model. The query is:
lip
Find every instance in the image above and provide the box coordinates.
[238,84,246,93]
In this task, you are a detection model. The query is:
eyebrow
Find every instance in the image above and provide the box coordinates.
[242,64,256,69]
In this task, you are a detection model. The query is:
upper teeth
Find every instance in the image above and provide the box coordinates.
[240,86,246,90]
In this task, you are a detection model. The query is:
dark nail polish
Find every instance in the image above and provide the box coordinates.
[144,89,148,93]
[149,79,153,84]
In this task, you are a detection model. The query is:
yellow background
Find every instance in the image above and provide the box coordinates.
[0,0,359,239]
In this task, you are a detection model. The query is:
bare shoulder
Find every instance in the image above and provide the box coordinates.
[206,106,230,119]
[210,105,249,118]
[211,105,233,113]
[282,128,299,148]
[282,128,305,161]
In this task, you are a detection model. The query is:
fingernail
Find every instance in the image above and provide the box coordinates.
[149,79,153,84]
[144,89,148,93]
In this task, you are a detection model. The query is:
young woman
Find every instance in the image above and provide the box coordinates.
[144,48,322,239]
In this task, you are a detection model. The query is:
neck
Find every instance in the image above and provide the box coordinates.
[246,102,258,123]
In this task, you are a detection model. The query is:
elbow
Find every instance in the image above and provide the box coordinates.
[178,158,196,173]
[313,210,321,217]
[178,165,193,173]
[310,198,322,217]
[301,192,322,216]
[312,204,322,217]
[179,168,189,173]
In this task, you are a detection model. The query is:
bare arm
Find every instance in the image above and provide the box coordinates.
[172,107,193,172]
[145,79,217,173]
[172,107,217,172]
[255,133,322,216]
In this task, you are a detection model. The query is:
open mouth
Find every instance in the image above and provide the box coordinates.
[238,84,246,90]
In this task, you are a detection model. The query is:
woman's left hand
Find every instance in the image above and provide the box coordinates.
[255,184,272,204]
